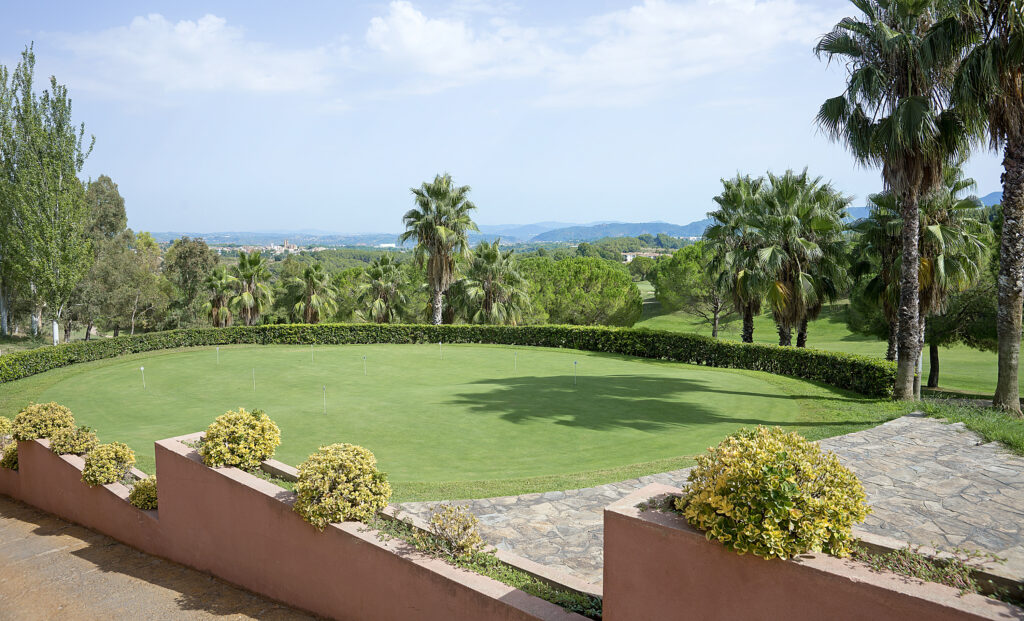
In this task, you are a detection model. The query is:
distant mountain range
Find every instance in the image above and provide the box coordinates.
[151,190,1003,247]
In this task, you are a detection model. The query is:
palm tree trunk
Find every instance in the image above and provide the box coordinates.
[894,188,922,400]
[741,307,754,343]
[914,314,925,399]
[432,288,444,326]
[796,318,809,348]
[777,322,792,347]
[995,139,1024,414]
[927,342,939,389]
[886,319,898,361]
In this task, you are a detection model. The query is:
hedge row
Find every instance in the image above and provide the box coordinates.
[0,324,896,397]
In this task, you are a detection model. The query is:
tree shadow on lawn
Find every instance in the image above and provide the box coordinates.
[449,374,867,433]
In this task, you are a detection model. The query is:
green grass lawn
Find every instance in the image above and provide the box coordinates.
[0,343,911,501]
[635,283,1006,396]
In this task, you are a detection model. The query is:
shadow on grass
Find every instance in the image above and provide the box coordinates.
[449,374,867,433]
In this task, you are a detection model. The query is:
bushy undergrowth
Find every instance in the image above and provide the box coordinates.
[414,504,485,560]
[0,416,11,438]
[12,402,75,440]
[0,324,896,397]
[294,443,391,529]
[82,442,136,487]
[369,514,602,619]
[49,425,99,455]
[129,476,158,510]
[676,426,869,559]
[0,442,16,470]
[199,408,281,470]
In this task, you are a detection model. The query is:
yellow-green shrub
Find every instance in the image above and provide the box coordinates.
[0,442,16,470]
[129,476,158,510]
[49,425,99,455]
[12,402,75,440]
[414,504,485,560]
[82,442,136,487]
[199,407,281,470]
[294,443,391,529]
[0,416,11,438]
[675,426,869,560]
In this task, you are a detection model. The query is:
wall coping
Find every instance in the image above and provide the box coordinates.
[607,484,1023,620]
[155,433,590,621]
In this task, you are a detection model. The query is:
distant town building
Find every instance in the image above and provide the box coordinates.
[622,251,670,263]
[377,243,397,248]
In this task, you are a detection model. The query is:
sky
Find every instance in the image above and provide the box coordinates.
[0,0,1006,234]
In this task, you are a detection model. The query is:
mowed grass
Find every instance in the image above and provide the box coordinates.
[0,343,910,501]
[635,284,1006,396]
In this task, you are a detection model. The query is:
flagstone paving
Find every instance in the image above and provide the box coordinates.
[397,414,1024,584]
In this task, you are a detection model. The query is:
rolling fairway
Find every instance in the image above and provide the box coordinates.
[0,344,908,501]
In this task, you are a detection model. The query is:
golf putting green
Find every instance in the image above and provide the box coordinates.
[5,343,894,500]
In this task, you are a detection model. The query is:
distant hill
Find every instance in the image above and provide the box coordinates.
[981,191,1002,206]
[150,231,403,247]
[531,221,708,242]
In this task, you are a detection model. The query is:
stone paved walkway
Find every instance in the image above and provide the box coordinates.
[398,414,1024,584]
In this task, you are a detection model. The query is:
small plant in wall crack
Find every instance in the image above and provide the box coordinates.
[413,504,485,561]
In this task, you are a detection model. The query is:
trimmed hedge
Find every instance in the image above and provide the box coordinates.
[0,324,896,397]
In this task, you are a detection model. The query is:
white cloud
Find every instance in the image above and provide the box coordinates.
[364,0,840,105]
[54,14,339,94]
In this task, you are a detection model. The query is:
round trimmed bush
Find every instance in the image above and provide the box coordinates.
[82,442,136,487]
[293,443,391,529]
[199,407,281,470]
[675,426,869,559]
[12,402,75,440]
[50,425,99,456]
[0,443,16,471]
[0,416,11,438]
[129,476,158,510]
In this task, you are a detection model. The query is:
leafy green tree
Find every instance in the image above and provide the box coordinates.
[519,257,642,326]
[705,175,766,343]
[651,242,734,337]
[926,271,996,387]
[357,254,408,324]
[5,46,95,345]
[816,0,973,398]
[230,251,274,326]
[289,262,338,324]
[202,265,237,327]
[97,232,167,335]
[451,240,530,325]
[400,173,478,325]
[628,256,656,281]
[950,1,1024,412]
[850,193,903,360]
[83,175,126,240]
[164,237,218,326]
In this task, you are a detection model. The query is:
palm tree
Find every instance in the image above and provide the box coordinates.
[951,1,1024,412]
[202,266,236,328]
[289,262,338,324]
[850,193,903,360]
[917,164,990,392]
[230,251,273,326]
[742,170,849,346]
[400,173,479,325]
[452,240,530,325]
[816,0,972,399]
[705,175,765,343]
[357,254,408,324]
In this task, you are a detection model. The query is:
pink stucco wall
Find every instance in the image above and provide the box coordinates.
[602,484,1023,621]
[0,436,583,621]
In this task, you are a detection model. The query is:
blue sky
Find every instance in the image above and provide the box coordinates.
[1,0,1005,233]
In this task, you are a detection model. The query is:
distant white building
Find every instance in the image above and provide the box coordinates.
[622,251,669,263]
[377,243,397,248]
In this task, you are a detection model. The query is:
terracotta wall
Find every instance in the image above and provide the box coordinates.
[0,436,584,621]
[602,484,1022,621]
